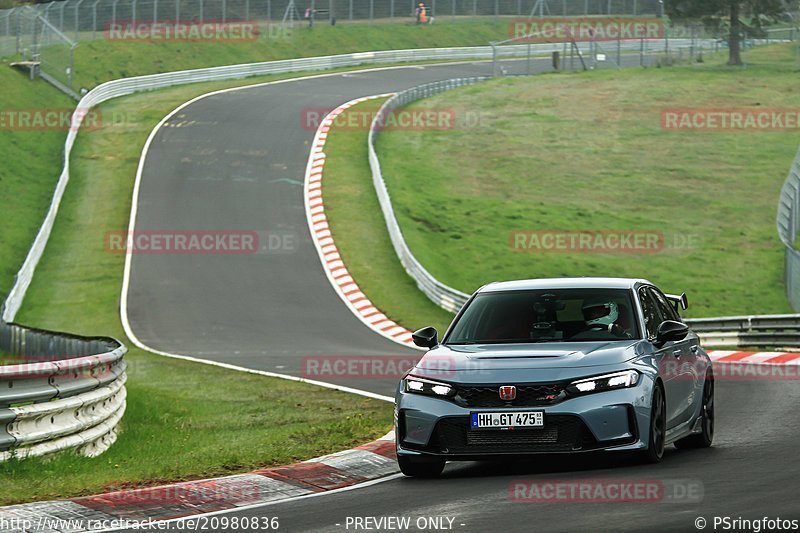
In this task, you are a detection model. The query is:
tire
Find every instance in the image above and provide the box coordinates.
[639,383,666,464]
[398,455,446,478]
[675,371,714,450]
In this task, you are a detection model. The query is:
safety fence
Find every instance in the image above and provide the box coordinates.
[9,6,77,95]
[0,321,127,461]
[778,147,800,312]
[0,0,684,93]
[491,26,794,74]
[0,0,665,49]
[2,0,789,95]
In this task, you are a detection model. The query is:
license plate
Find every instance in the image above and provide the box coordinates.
[470,411,544,430]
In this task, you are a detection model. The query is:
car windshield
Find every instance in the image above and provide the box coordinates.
[445,288,641,344]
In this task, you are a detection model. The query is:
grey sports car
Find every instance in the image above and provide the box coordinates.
[395,278,714,477]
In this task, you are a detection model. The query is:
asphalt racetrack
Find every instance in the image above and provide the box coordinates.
[124,56,800,531]
[126,57,585,395]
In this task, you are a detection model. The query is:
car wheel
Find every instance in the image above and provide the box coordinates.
[675,371,714,449]
[639,383,666,464]
[398,456,446,478]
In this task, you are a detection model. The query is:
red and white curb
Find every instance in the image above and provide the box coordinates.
[303,94,421,350]
[707,350,800,365]
[0,432,398,530]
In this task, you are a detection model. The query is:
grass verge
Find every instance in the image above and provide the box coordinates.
[0,72,395,506]
[0,360,391,505]
[68,18,511,89]
[373,43,800,318]
[0,69,75,302]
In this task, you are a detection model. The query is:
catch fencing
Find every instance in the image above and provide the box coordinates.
[0,0,665,90]
[0,321,127,461]
[9,6,77,95]
[1,0,787,94]
[0,0,665,48]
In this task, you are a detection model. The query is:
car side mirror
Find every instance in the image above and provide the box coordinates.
[655,320,689,347]
[412,326,438,349]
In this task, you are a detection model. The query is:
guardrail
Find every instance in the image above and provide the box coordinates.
[0,321,127,461]
[0,0,667,50]
[777,147,800,312]
[368,78,800,349]
[685,314,800,348]
[368,78,479,313]
[2,39,705,323]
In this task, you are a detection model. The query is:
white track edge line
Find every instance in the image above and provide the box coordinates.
[118,60,509,391]
[117,72,447,403]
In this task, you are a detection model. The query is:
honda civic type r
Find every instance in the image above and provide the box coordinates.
[395,278,714,477]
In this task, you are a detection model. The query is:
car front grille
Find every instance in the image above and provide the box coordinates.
[453,383,567,408]
[430,415,597,454]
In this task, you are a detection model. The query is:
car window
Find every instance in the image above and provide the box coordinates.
[649,287,682,323]
[445,288,641,344]
[638,287,661,340]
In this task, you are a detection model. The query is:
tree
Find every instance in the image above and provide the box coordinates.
[665,0,798,65]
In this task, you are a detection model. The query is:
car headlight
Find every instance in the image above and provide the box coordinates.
[566,370,639,396]
[402,376,456,398]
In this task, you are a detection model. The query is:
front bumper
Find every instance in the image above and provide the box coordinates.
[395,378,654,459]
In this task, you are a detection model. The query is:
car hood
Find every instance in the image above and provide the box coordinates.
[410,341,642,383]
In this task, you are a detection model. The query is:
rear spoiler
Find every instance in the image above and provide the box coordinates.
[665,293,688,311]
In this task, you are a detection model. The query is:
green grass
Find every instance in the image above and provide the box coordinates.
[0,68,76,303]
[323,99,456,335]
[0,19,791,503]
[0,15,523,306]
[68,19,513,89]
[371,43,800,319]
[0,17,520,307]
[0,357,391,505]
[0,72,397,506]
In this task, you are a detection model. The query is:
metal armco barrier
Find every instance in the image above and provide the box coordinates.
[0,321,127,461]
[777,147,800,312]
[1,40,705,324]
[368,78,479,313]
[686,314,800,348]
[369,78,800,348]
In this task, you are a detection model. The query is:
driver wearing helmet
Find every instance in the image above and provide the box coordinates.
[581,298,630,338]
